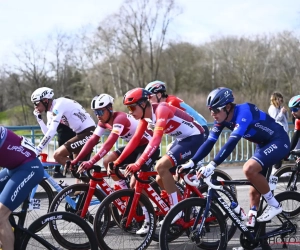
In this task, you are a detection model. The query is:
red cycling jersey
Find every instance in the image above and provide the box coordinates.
[165,95,183,110]
[73,112,152,164]
[114,102,204,167]
[295,119,300,131]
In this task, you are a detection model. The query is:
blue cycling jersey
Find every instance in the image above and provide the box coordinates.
[192,103,290,165]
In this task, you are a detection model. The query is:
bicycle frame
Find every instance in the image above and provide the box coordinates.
[79,170,115,218]
[119,171,205,228]
[194,178,296,245]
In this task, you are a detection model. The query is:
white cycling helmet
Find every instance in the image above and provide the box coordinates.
[31,87,54,103]
[91,94,114,109]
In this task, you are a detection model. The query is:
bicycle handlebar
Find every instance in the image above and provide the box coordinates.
[203,174,223,190]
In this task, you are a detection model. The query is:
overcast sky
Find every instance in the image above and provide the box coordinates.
[0,0,300,63]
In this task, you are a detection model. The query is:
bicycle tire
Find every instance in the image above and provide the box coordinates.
[15,179,54,231]
[258,191,300,249]
[48,183,111,229]
[20,211,98,250]
[159,197,228,250]
[198,184,237,243]
[273,164,300,196]
[94,189,156,250]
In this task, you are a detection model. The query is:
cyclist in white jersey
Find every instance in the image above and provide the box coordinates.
[31,87,96,177]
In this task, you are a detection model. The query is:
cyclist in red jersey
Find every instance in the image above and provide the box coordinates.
[145,80,209,139]
[288,95,300,151]
[73,94,159,189]
[113,88,205,233]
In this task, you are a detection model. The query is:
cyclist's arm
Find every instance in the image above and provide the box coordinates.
[191,125,222,163]
[213,135,241,165]
[135,107,170,167]
[179,102,207,126]
[114,120,148,165]
[88,120,129,164]
[37,119,48,134]
[36,115,62,153]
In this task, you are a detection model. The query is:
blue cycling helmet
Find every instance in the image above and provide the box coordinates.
[145,80,166,94]
[206,87,234,108]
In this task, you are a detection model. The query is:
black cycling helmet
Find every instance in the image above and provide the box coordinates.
[206,87,234,108]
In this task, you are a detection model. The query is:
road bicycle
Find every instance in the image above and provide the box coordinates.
[16,159,83,229]
[159,167,300,250]
[48,162,120,231]
[8,188,99,250]
[273,149,300,196]
[92,163,237,250]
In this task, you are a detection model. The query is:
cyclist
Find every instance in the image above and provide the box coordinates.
[73,94,159,189]
[145,80,209,138]
[113,88,206,233]
[288,95,300,152]
[0,126,44,249]
[180,87,290,222]
[31,87,96,178]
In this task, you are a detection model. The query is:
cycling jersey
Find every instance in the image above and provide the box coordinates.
[0,126,44,211]
[115,102,205,167]
[192,103,290,170]
[0,126,37,169]
[36,97,96,153]
[290,118,300,150]
[73,112,153,164]
[166,95,207,127]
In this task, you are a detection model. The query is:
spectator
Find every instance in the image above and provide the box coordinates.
[268,92,288,132]
[268,92,289,172]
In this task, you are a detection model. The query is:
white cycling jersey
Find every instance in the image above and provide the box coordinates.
[36,97,95,153]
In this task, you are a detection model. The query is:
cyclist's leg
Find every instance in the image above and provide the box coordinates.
[0,158,43,249]
[158,134,205,207]
[244,135,290,221]
[59,126,95,181]
[103,149,124,182]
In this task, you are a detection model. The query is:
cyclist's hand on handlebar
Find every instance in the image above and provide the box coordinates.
[107,162,116,176]
[196,161,216,179]
[124,163,140,177]
[77,161,93,174]
[178,159,195,173]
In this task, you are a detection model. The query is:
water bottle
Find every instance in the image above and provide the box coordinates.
[246,206,257,227]
[230,201,247,221]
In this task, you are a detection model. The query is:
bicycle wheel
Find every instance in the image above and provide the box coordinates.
[273,164,300,196]
[20,211,98,250]
[259,191,300,249]
[159,197,228,250]
[198,184,237,243]
[94,189,156,250]
[49,183,111,229]
[16,179,54,230]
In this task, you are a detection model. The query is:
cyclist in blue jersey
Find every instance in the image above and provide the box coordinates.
[180,87,290,222]
[0,126,44,249]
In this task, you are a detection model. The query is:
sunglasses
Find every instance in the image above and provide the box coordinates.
[94,109,105,116]
[33,101,40,107]
[290,107,300,113]
[209,105,226,114]
[126,104,138,112]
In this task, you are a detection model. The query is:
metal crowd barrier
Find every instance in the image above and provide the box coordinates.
[6,124,294,164]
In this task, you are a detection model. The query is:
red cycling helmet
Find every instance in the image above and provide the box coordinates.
[123,88,152,105]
